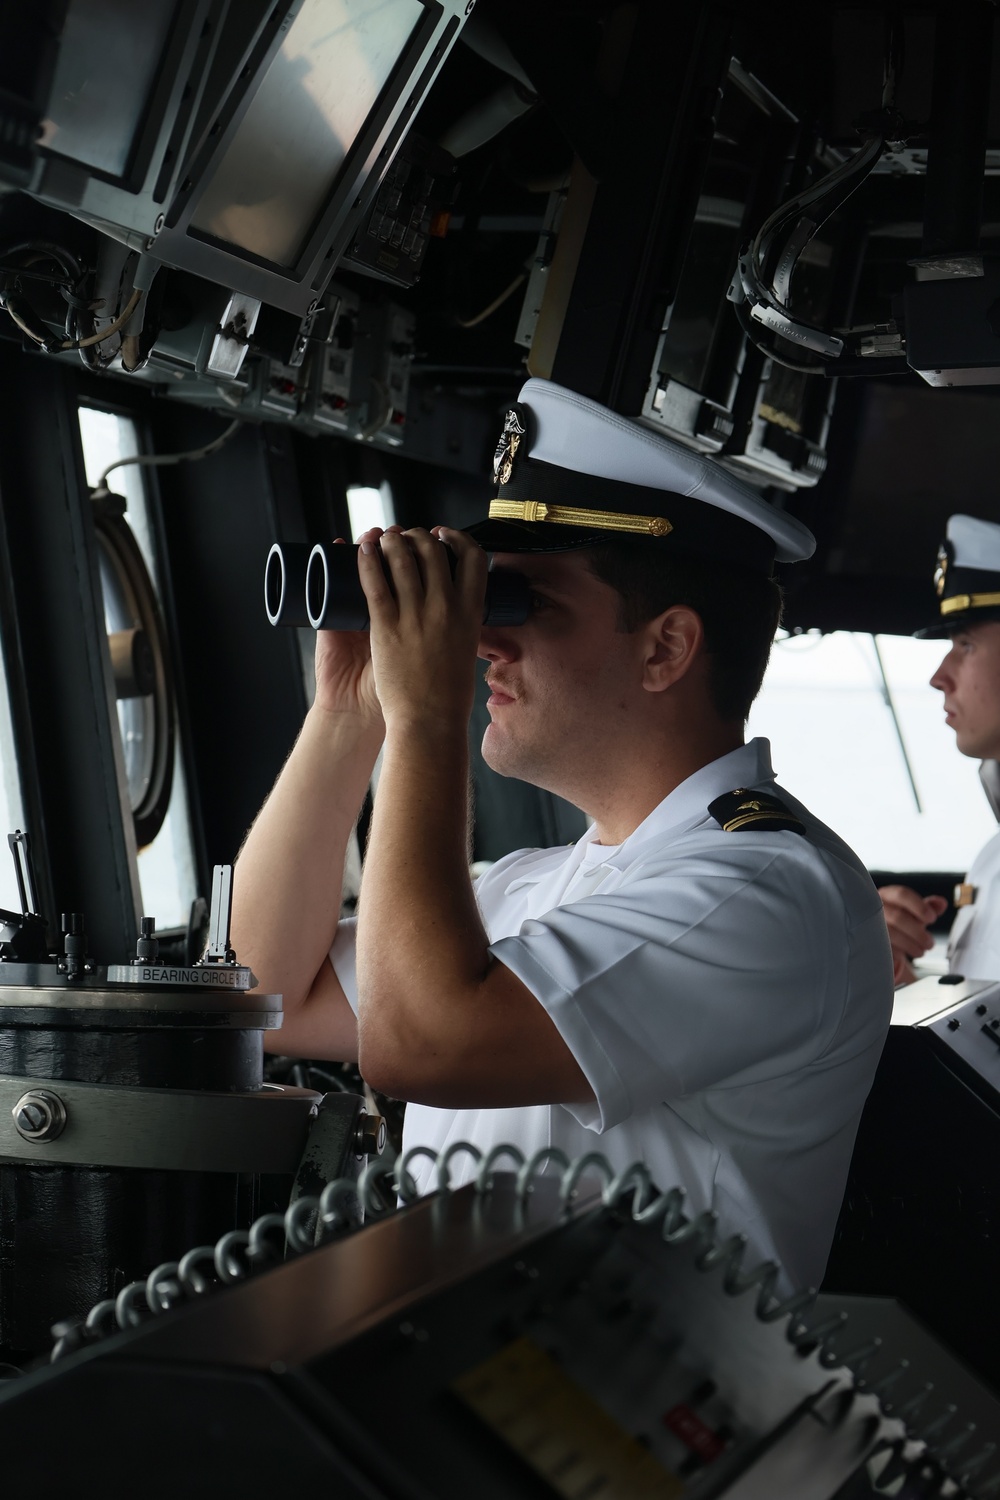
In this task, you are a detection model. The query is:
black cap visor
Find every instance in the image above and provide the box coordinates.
[916,605,1000,638]
[466,518,614,553]
[466,513,776,573]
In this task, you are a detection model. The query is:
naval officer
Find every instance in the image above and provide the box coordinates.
[232,377,893,1291]
[880,514,1000,984]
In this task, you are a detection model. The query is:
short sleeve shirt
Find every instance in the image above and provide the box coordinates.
[331,738,893,1291]
[949,826,1000,980]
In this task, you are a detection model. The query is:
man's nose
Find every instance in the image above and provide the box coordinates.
[930,649,954,692]
[478,627,519,662]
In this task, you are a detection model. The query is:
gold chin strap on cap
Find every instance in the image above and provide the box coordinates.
[941,591,1000,615]
[489,499,673,537]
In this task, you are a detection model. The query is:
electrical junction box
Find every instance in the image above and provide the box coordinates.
[905,257,1000,386]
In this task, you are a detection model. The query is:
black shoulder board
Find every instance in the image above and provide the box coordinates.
[708,787,806,835]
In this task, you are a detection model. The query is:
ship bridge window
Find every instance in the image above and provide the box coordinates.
[346,482,395,538]
[77,406,197,929]
[0,636,25,914]
[748,632,991,873]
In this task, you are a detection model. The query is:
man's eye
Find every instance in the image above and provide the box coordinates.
[528,591,551,611]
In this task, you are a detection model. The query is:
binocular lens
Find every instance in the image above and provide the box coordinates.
[264,542,311,627]
[306,544,363,630]
[264,541,530,630]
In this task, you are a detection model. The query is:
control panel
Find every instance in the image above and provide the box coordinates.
[889,972,999,1028]
[919,977,1000,1100]
[349,300,416,449]
[340,134,454,290]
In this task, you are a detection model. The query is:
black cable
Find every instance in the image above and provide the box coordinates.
[732,12,912,370]
[882,7,905,116]
[0,262,77,287]
[753,138,884,275]
[0,242,85,353]
[1,240,84,282]
[0,241,142,356]
[743,132,885,329]
[732,299,910,380]
[732,298,826,375]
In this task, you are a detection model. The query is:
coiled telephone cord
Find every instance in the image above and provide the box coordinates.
[47,1140,1000,1494]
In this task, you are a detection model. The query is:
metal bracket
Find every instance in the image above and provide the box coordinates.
[205,293,261,380]
[288,1092,387,1205]
[0,1074,323,1174]
[205,862,236,963]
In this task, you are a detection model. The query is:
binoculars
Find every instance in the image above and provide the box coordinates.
[264,541,531,631]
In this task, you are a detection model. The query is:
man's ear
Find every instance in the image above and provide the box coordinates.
[641,606,705,693]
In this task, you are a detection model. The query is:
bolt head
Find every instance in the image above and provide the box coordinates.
[354,1111,387,1157]
[12,1089,67,1143]
[16,1103,44,1132]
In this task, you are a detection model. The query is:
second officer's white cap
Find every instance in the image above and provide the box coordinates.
[919,513,1000,636]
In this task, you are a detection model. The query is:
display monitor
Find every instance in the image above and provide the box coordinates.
[27,0,235,236]
[44,0,182,179]
[190,0,421,267]
[150,0,470,315]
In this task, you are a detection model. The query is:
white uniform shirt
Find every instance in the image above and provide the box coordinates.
[949,826,1000,980]
[331,738,893,1291]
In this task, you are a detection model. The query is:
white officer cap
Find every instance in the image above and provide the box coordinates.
[467,378,816,574]
[919,513,1000,636]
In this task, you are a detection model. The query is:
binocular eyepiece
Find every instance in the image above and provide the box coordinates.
[264,541,531,631]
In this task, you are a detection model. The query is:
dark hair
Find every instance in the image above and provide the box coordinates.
[585,541,783,721]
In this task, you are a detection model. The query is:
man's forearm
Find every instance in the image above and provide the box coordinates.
[356,722,488,1067]
[345,525,590,1108]
[232,704,382,1010]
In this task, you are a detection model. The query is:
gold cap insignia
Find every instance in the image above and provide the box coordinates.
[493,406,528,487]
[934,543,950,599]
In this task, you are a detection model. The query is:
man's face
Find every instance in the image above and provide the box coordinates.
[930,620,1000,759]
[477,551,645,793]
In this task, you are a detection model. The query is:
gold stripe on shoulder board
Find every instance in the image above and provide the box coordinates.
[722,811,798,832]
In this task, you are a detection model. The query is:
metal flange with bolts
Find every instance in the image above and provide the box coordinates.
[0,1074,321,1174]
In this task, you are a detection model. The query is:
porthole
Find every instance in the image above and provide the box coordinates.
[93,494,175,848]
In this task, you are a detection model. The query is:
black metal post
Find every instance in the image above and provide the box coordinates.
[0,342,140,958]
[549,0,736,413]
[922,0,995,257]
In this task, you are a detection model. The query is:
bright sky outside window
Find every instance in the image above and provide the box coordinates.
[0,637,26,913]
[346,481,395,539]
[749,631,992,872]
[78,406,197,929]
